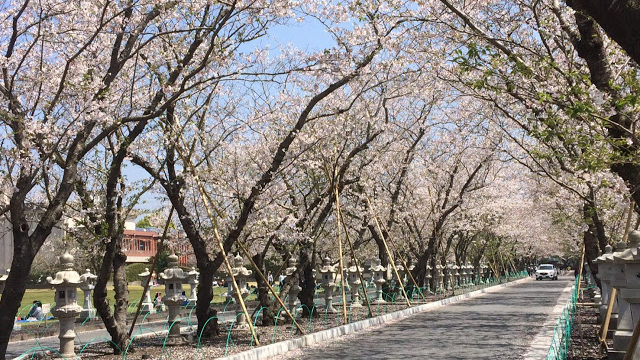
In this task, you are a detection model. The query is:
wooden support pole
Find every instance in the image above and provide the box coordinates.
[600,287,617,345]
[176,135,259,346]
[365,196,411,306]
[234,240,306,335]
[213,226,259,345]
[576,244,586,300]
[335,189,373,318]
[190,163,306,335]
[376,211,425,301]
[333,186,349,325]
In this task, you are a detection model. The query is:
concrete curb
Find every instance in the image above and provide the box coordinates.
[521,280,576,360]
[221,277,532,360]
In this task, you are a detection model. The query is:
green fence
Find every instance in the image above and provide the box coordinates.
[546,277,579,360]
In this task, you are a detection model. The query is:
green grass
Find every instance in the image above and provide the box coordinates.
[17,284,262,324]
[19,286,145,318]
[18,285,237,318]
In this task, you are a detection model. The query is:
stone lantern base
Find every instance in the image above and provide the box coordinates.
[79,308,97,321]
[140,302,156,314]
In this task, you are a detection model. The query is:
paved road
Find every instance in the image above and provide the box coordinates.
[299,277,573,360]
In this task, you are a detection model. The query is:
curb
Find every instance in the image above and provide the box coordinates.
[220,277,532,360]
[521,279,576,360]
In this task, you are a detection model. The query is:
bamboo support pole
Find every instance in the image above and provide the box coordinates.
[625,311,640,360]
[213,224,259,345]
[365,196,411,306]
[601,287,617,345]
[576,244,586,300]
[333,186,349,325]
[375,212,425,301]
[190,164,306,335]
[335,189,374,318]
[128,206,175,337]
[234,240,306,334]
[176,136,259,345]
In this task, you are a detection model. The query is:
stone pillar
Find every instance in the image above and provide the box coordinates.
[425,265,432,294]
[610,241,632,353]
[483,264,490,282]
[138,268,155,314]
[284,258,302,312]
[369,258,387,304]
[465,263,474,286]
[395,260,406,302]
[79,269,97,320]
[595,245,614,323]
[445,263,453,291]
[158,253,187,345]
[187,267,199,307]
[228,254,252,329]
[319,257,338,312]
[434,264,444,292]
[346,260,363,308]
[453,264,460,289]
[46,252,82,359]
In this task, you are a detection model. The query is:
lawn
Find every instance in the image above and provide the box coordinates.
[18,285,234,319]
[18,286,145,318]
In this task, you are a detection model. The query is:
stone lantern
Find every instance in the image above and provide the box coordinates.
[138,268,155,314]
[394,260,407,302]
[434,264,444,292]
[608,241,630,353]
[158,253,187,344]
[452,264,460,289]
[46,252,82,359]
[595,245,614,322]
[284,258,302,312]
[483,264,490,282]
[612,234,640,354]
[475,264,483,284]
[458,264,467,288]
[78,269,97,320]
[228,254,252,329]
[369,258,387,304]
[425,265,432,293]
[0,269,8,295]
[465,264,472,286]
[444,263,453,291]
[406,263,416,299]
[346,260,364,308]
[318,257,338,312]
[187,267,199,306]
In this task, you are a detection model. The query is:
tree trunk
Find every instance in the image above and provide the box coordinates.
[112,244,129,326]
[94,234,131,354]
[297,241,317,317]
[583,202,603,289]
[195,263,215,338]
[252,253,278,326]
[567,0,640,67]
[0,231,33,358]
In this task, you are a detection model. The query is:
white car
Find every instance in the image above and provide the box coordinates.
[535,264,558,280]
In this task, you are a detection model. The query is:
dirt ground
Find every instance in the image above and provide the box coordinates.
[568,287,607,360]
